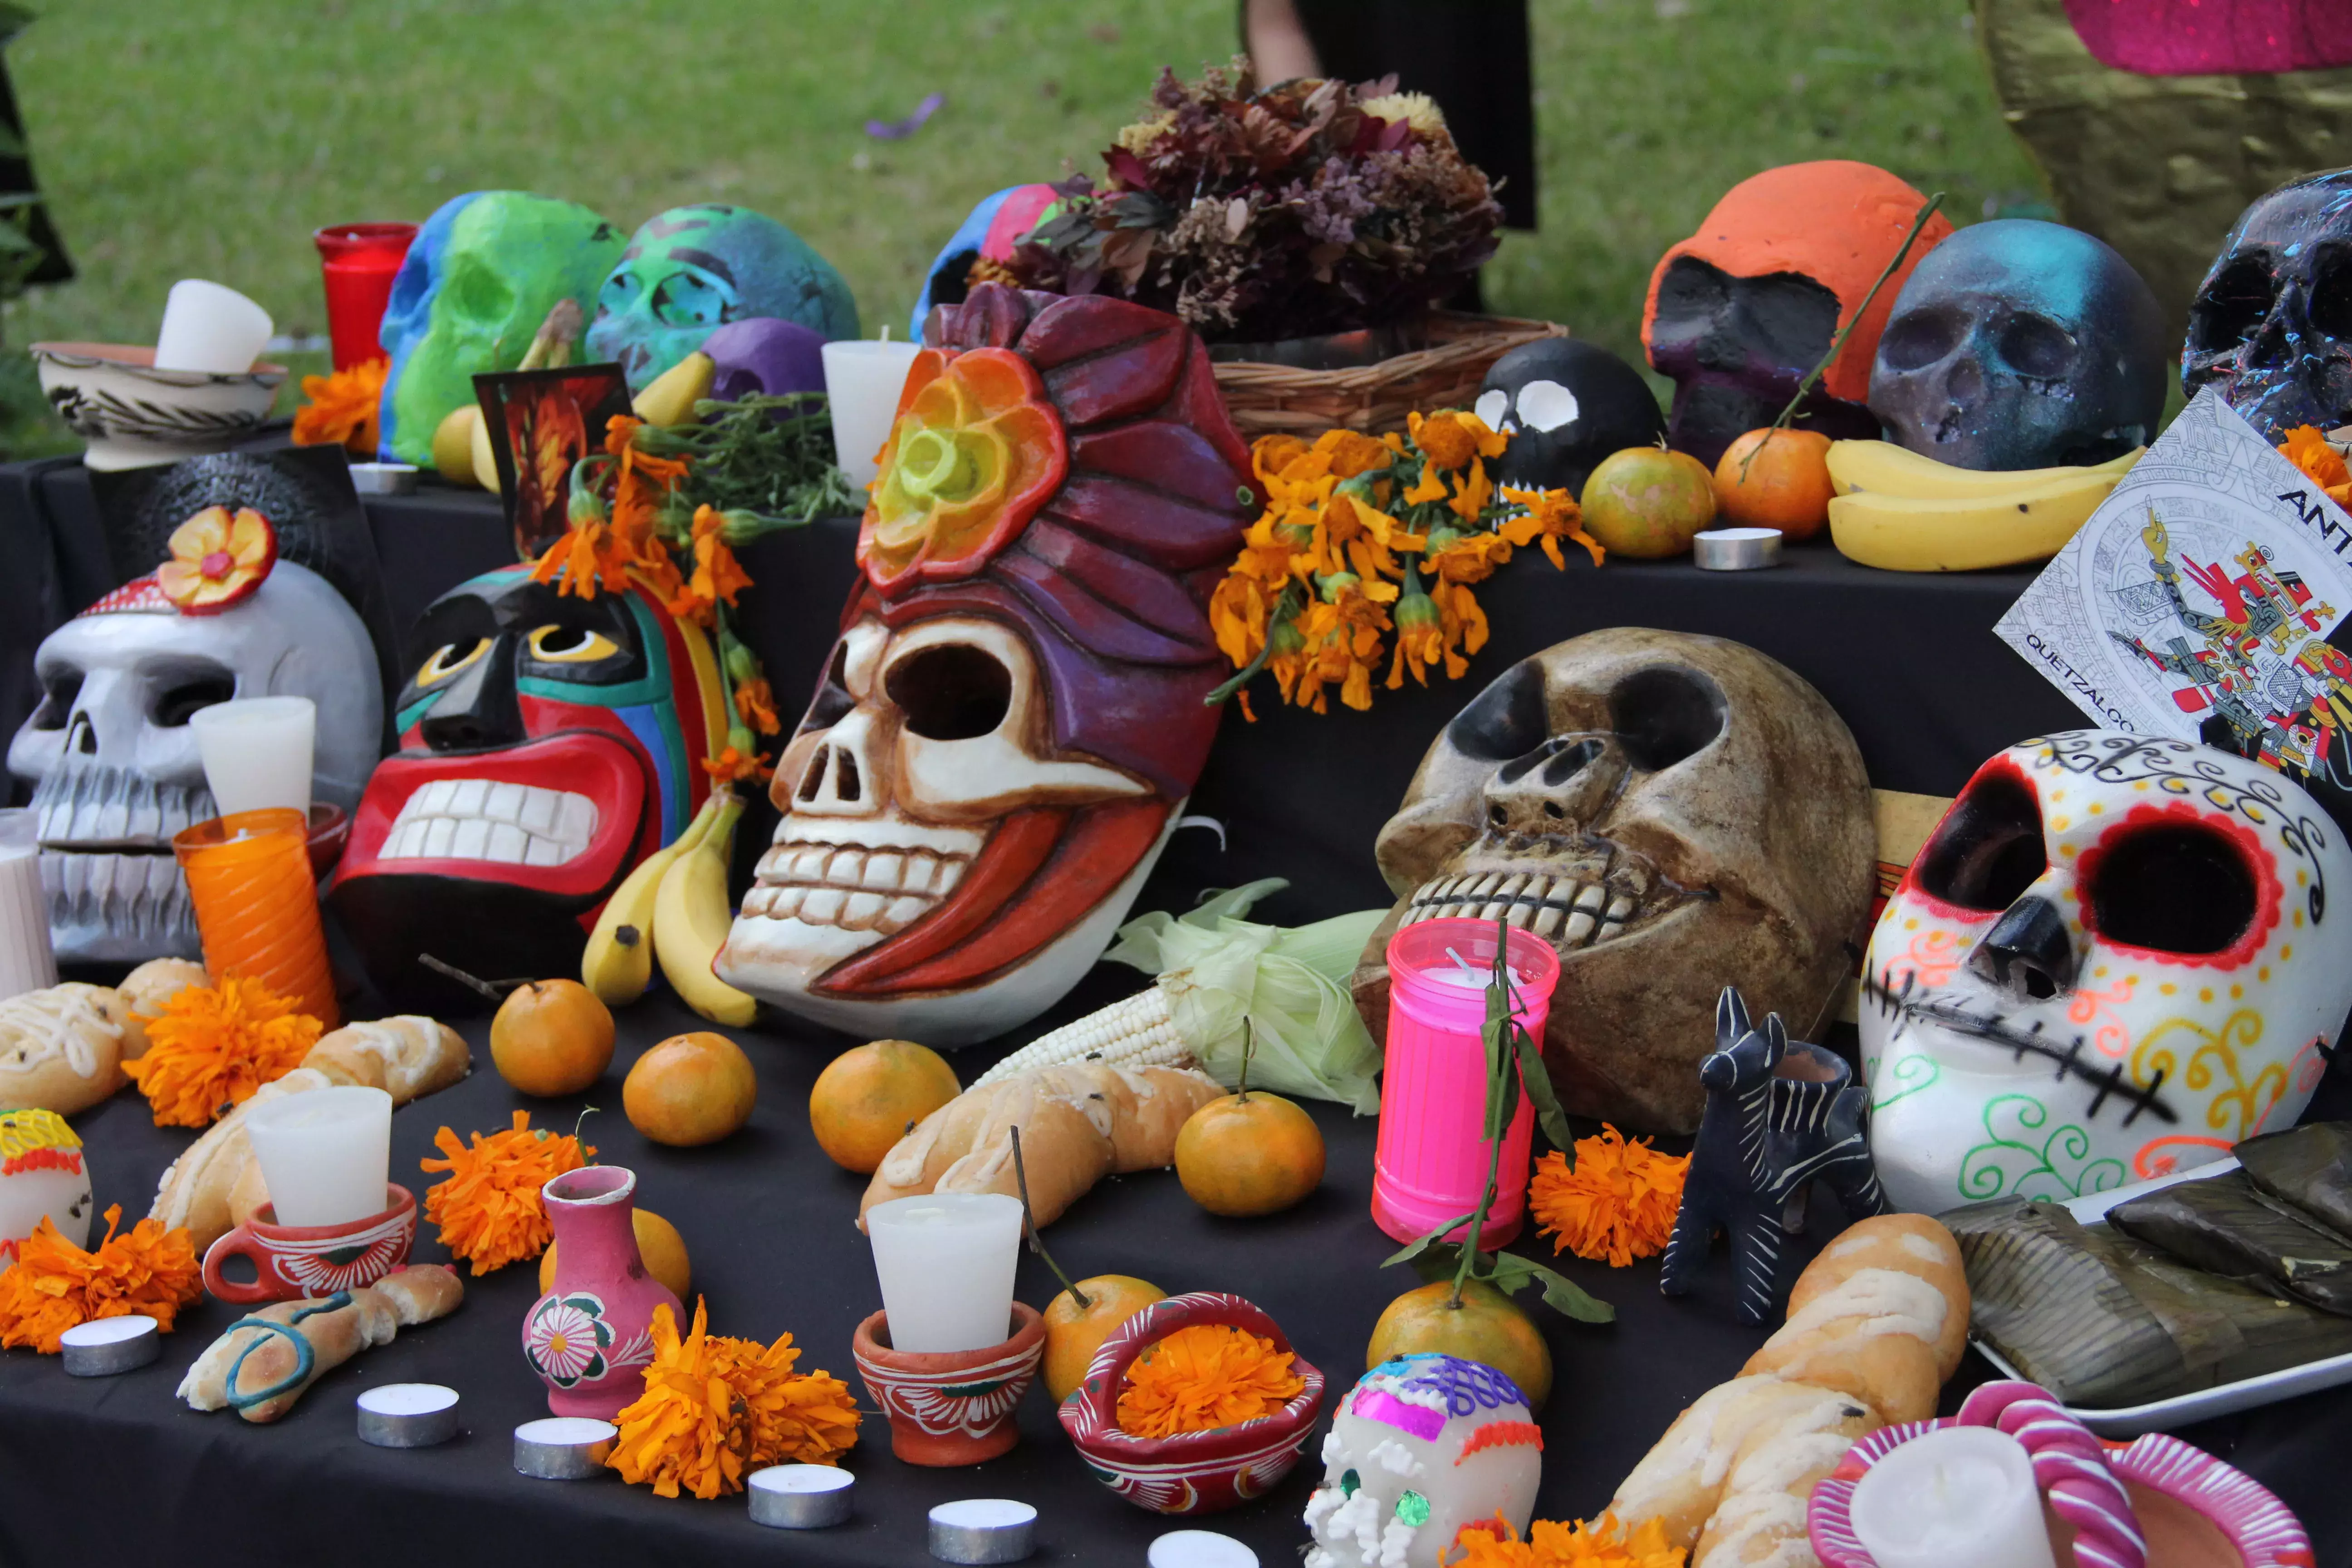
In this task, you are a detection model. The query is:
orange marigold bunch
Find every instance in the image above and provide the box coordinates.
[607,1299,860,1499]
[291,357,389,455]
[1115,1322,1305,1438]
[1209,413,1600,716]
[418,1111,593,1274]
[2280,425,2352,510]
[125,975,324,1128]
[1529,1126,1690,1268]
[0,1205,204,1353]
[1451,1512,1687,1568]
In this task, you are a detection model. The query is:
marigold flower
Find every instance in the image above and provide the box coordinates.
[1314,427,1395,479]
[606,1299,860,1499]
[685,505,754,622]
[1529,1127,1690,1267]
[2280,426,2352,508]
[418,1111,593,1275]
[1115,1322,1304,1438]
[702,747,773,785]
[125,975,323,1128]
[734,675,780,735]
[1500,486,1606,569]
[1387,582,1447,689]
[290,356,388,455]
[1403,461,1451,507]
[1449,1511,1687,1568]
[1410,408,1508,471]
[0,1205,203,1353]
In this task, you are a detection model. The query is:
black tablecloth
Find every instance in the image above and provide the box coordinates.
[4,466,2349,1568]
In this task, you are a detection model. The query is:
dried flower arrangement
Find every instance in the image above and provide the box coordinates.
[1008,60,1503,343]
[606,1299,860,1499]
[125,975,324,1128]
[418,1111,594,1275]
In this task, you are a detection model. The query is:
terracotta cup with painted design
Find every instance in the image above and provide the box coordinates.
[201,1183,416,1304]
[524,1165,682,1419]
[853,1301,1045,1465]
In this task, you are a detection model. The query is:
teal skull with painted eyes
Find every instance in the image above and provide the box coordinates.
[586,204,860,392]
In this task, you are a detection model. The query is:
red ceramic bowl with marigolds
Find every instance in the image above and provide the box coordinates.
[1059,1290,1325,1515]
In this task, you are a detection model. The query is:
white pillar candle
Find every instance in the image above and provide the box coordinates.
[0,809,56,1003]
[154,279,274,374]
[822,338,922,493]
[190,697,316,817]
[1847,1426,2058,1568]
[243,1085,392,1227]
[867,1192,1024,1354]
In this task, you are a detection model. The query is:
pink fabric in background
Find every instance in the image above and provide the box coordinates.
[2064,0,2352,75]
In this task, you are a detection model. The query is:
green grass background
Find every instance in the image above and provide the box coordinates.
[1,0,2045,454]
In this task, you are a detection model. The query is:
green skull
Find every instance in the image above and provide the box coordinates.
[376,191,626,464]
[586,203,860,392]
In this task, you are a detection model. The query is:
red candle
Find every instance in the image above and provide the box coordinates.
[314,223,418,372]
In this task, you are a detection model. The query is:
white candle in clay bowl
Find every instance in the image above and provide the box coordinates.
[866,1192,1024,1354]
[1847,1425,2058,1568]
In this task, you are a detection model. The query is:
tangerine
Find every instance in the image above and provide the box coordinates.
[1579,445,1717,558]
[490,978,615,1097]
[1174,1091,1325,1218]
[1713,427,1834,539]
[809,1039,961,1174]
[1366,1278,1553,1409]
[1042,1274,1166,1402]
[623,1030,757,1147]
[540,1206,692,1303]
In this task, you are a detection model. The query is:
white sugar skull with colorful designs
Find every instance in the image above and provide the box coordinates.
[1863,730,2352,1215]
[0,1109,91,1264]
[1302,1354,1542,1568]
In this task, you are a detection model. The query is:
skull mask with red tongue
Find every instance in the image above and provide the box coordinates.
[716,286,1256,1044]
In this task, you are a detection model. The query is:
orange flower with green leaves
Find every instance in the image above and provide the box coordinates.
[1500,486,1606,569]
[290,357,387,455]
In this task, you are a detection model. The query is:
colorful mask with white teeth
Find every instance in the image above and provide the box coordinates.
[1301,1355,1542,1568]
[329,564,725,1010]
[1862,730,2352,1215]
[1354,628,1875,1134]
[715,284,1256,1045]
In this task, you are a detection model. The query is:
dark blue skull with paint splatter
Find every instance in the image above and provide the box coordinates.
[2183,168,2352,441]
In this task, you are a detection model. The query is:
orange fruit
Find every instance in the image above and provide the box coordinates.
[491,978,615,1096]
[1367,1279,1553,1409]
[1042,1274,1166,1402]
[540,1206,691,1303]
[623,1030,757,1147]
[1712,427,1834,539]
[809,1039,961,1173]
[1174,1092,1326,1218]
[1579,445,1718,558]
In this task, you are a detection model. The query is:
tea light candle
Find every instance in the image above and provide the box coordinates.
[867,1192,1024,1354]
[154,279,274,374]
[243,1086,392,1228]
[822,337,922,492]
[1847,1425,2057,1568]
[1151,1529,1259,1568]
[0,808,56,1003]
[59,1314,159,1376]
[1693,527,1784,571]
[357,1383,461,1448]
[513,1416,617,1479]
[191,697,316,817]
[748,1464,856,1529]
[347,461,419,495]
[928,1498,1036,1564]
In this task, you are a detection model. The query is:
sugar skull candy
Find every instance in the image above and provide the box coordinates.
[716,285,1257,1046]
[2182,168,2352,443]
[1302,1355,1542,1568]
[1863,730,2352,1215]
[0,1110,92,1262]
[1355,628,1875,1134]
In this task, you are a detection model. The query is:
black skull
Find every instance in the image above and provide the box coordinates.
[1646,257,1880,469]
[2182,168,2352,441]
[1474,339,1665,495]
[1869,220,2166,470]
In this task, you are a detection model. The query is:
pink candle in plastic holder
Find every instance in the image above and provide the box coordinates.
[1372,918,1560,1248]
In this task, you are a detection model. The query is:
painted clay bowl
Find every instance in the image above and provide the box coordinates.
[1059,1290,1325,1516]
[853,1301,1044,1466]
[32,342,287,471]
[1810,1381,2311,1568]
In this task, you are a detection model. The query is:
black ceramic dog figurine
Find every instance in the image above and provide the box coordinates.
[1660,986,1887,1324]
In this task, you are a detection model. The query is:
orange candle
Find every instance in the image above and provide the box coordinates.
[172,808,339,1028]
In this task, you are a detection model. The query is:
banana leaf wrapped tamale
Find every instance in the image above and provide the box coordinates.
[2109,1169,2352,1316]
[2238,1122,2352,1240]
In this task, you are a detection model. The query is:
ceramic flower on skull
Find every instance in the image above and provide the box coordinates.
[716,284,1258,1045]
[1863,730,2352,1215]
[154,506,275,614]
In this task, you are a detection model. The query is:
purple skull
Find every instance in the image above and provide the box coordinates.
[2182,168,2352,441]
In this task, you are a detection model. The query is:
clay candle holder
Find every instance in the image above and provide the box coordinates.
[173,806,340,1028]
[314,222,417,371]
[1060,1292,1324,1516]
[201,1182,416,1304]
[852,1301,1044,1466]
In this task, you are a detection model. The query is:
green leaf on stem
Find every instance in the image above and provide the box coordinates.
[1485,1250,1616,1323]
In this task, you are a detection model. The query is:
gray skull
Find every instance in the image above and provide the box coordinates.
[2182,167,2352,442]
[1870,219,2166,471]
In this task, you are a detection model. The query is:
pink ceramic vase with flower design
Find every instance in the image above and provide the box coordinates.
[521,1165,681,1419]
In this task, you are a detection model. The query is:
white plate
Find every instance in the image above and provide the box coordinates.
[1967,1155,2352,1435]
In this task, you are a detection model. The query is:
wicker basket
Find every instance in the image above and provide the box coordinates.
[1210,312,1568,439]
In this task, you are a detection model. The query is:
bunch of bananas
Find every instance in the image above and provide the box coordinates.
[1825,442,2142,572]
[580,788,758,1027]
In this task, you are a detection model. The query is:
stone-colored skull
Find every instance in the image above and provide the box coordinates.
[1863,730,2352,1215]
[1302,1355,1542,1568]
[5,564,382,964]
[375,191,625,464]
[1355,629,1874,1133]
[2180,168,2352,443]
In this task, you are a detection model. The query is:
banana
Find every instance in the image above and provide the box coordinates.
[1829,472,2122,572]
[581,794,724,1006]
[652,789,759,1028]
[1827,440,2141,500]
[632,351,715,429]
